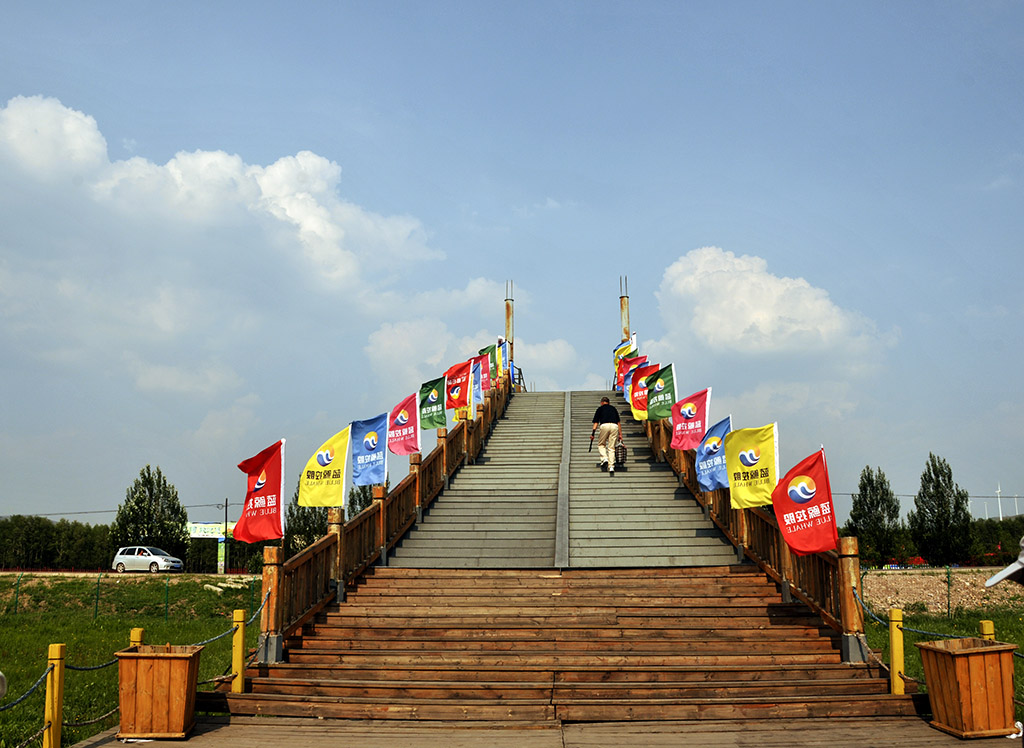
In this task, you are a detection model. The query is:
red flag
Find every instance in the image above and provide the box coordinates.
[235,439,285,544]
[771,449,839,556]
[630,362,661,414]
[388,392,421,456]
[471,353,492,392]
[670,387,712,451]
[445,360,471,409]
[617,355,647,390]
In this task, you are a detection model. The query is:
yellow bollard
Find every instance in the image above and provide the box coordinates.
[232,609,246,694]
[43,643,65,748]
[889,608,904,696]
[130,627,145,647]
[979,620,995,641]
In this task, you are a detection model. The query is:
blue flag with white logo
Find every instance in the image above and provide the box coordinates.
[696,415,732,492]
[351,413,388,486]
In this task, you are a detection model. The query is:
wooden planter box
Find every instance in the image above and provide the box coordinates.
[116,644,204,739]
[916,637,1017,739]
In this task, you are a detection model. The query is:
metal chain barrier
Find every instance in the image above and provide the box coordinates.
[66,658,117,672]
[63,704,119,727]
[190,624,237,648]
[12,721,49,748]
[0,664,53,713]
[195,592,270,684]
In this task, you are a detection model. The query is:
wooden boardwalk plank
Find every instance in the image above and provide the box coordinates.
[72,716,1015,748]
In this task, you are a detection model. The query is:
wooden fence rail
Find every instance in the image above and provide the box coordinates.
[648,419,863,661]
[258,373,513,662]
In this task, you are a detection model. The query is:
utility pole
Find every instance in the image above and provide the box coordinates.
[619,276,630,343]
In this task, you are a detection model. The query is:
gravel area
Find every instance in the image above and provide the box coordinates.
[862,567,1024,614]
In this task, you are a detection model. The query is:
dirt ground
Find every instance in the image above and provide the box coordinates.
[861,567,1024,613]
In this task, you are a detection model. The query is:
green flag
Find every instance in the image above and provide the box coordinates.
[645,364,676,420]
[419,376,447,429]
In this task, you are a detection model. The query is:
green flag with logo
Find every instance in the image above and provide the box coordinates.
[645,364,677,420]
[419,376,447,429]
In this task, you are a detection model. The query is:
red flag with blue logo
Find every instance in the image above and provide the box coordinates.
[771,449,838,556]
[388,392,420,456]
[234,439,285,543]
[445,360,471,409]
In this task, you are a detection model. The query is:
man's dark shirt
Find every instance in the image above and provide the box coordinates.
[593,403,621,425]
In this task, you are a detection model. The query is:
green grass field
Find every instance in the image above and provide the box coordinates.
[859,598,1024,719]
[0,573,261,748]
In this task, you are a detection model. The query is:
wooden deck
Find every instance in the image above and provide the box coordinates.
[73,715,1017,747]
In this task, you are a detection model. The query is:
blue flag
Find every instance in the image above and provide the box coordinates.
[471,359,482,410]
[696,415,732,492]
[351,413,388,486]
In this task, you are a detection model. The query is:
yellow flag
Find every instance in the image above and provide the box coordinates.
[724,423,779,509]
[298,427,350,507]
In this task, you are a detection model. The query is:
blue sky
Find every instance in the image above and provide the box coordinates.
[1,2,1022,527]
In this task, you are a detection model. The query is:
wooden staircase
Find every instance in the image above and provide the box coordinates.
[212,566,920,722]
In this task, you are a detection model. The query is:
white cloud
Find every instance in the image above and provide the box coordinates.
[125,354,243,397]
[188,396,261,455]
[0,95,107,178]
[651,247,886,364]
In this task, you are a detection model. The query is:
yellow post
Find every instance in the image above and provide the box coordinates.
[43,643,65,748]
[130,627,145,647]
[232,609,246,693]
[889,608,904,695]
[979,619,995,641]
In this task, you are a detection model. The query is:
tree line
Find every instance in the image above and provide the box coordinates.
[0,465,383,573]
[842,452,1015,568]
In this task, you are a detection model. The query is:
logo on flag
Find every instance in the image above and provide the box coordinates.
[254,471,266,491]
[738,449,760,467]
[787,475,816,504]
[316,449,334,467]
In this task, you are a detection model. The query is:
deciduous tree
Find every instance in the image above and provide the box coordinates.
[845,466,904,566]
[907,453,972,566]
[110,465,189,560]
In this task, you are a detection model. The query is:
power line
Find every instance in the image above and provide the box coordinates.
[4,502,229,519]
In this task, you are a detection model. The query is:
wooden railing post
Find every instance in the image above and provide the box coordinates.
[438,427,448,489]
[779,533,794,603]
[410,453,423,522]
[889,607,905,694]
[838,536,865,662]
[373,485,386,565]
[42,643,65,748]
[327,507,344,595]
[232,609,246,694]
[735,509,748,564]
[259,545,284,664]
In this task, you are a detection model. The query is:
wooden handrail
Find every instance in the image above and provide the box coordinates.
[642,418,857,640]
[259,371,514,661]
